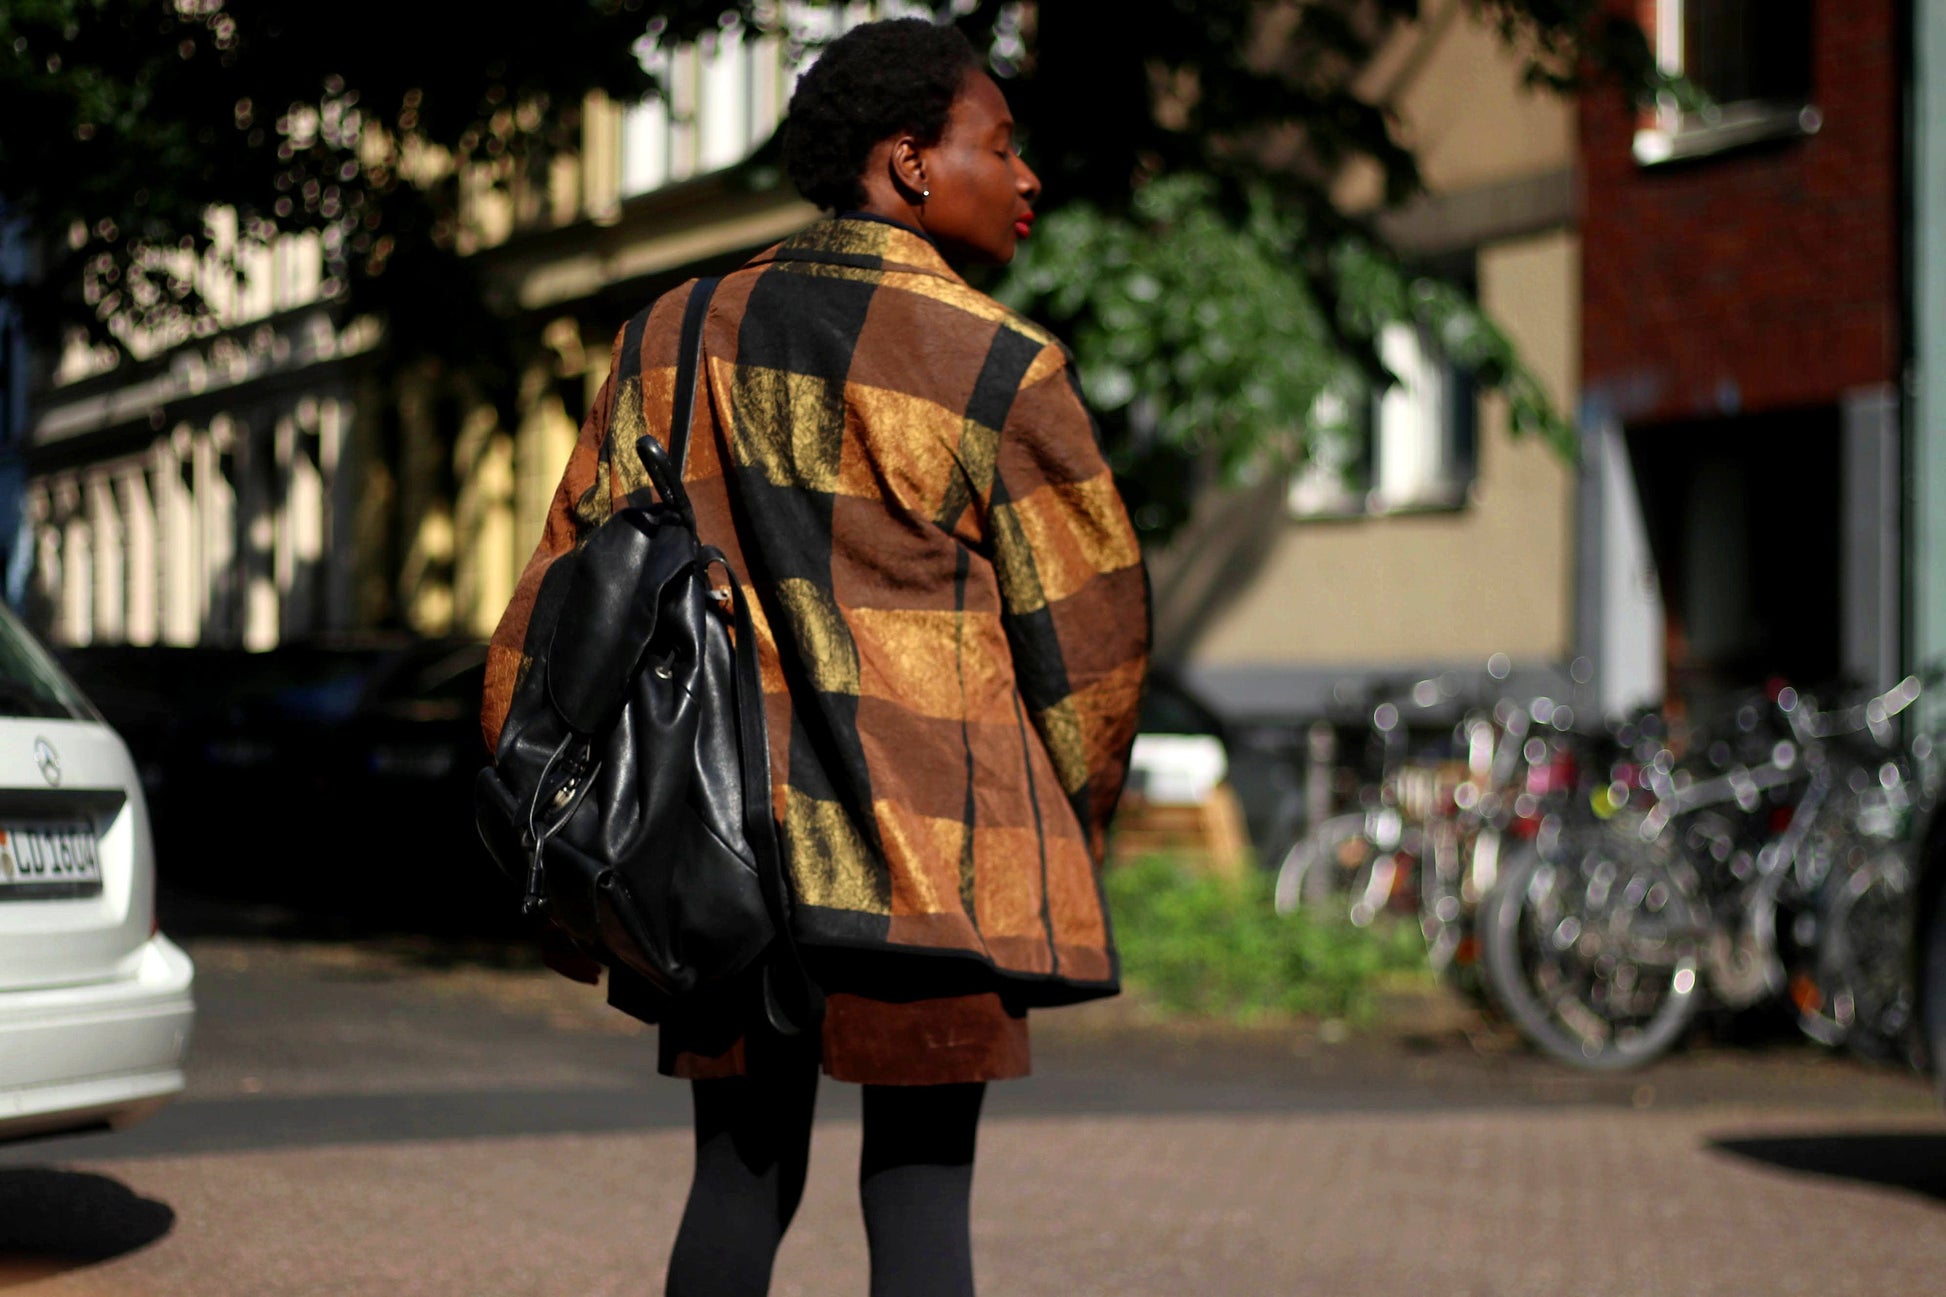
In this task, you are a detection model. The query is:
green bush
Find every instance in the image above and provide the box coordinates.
[1103,855,1429,1025]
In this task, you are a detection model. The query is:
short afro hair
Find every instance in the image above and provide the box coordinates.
[782,18,981,213]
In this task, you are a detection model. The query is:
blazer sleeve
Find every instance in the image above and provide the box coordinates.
[987,342,1151,864]
[479,337,623,756]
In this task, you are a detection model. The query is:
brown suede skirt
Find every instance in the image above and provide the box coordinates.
[640,949,1033,1085]
[660,989,1029,1085]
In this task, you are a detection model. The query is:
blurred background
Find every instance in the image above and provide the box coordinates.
[4,8,1946,1291]
[0,0,1943,1061]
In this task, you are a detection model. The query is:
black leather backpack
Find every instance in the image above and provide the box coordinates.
[475,279,820,1036]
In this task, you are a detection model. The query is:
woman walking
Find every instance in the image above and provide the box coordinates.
[483,18,1149,1295]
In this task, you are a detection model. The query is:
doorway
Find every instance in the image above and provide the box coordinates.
[1625,405,1842,705]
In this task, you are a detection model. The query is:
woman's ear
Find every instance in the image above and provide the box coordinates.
[889,135,928,202]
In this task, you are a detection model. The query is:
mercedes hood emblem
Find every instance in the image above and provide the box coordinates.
[33,737,60,787]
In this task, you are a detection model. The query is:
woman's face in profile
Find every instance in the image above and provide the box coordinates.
[917,71,1041,265]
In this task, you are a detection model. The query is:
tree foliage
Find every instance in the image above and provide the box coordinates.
[975,0,1652,531]
[0,0,1655,536]
[0,0,731,369]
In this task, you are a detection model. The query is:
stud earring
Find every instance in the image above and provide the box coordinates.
[920,187,930,201]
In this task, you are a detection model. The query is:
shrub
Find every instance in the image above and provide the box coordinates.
[1102,855,1428,1024]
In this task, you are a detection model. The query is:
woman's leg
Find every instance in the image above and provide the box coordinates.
[665,1041,820,1297]
[857,1082,986,1297]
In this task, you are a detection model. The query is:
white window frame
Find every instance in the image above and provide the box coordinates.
[619,1,933,202]
[1286,387,1369,520]
[1287,323,1474,521]
[1633,0,1822,167]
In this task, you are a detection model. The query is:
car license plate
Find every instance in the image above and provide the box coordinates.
[0,821,103,899]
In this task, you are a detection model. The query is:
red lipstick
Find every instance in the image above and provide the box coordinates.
[1014,212,1035,239]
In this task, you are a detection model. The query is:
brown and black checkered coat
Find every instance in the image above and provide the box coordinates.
[483,217,1150,1006]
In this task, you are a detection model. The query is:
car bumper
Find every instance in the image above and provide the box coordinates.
[0,935,195,1143]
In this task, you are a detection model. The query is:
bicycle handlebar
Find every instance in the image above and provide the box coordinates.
[1782,674,1924,743]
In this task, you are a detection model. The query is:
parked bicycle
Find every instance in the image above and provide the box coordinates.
[1476,675,1939,1071]
[1271,657,1590,989]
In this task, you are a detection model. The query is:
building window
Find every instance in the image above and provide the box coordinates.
[1287,322,1476,519]
[1634,0,1820,166]
[619,2,929,202]
[619,14,812,201]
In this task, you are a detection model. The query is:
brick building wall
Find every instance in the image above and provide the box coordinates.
[1580,0,1903,421]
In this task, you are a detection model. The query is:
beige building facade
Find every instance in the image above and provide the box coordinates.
[23,11,839,652]
[1157,7,1583,718]
[25,5,1583,732]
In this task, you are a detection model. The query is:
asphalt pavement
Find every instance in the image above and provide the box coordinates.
[4,902,1945,1295]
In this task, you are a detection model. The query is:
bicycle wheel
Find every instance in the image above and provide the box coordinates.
[1480,829,1709,1071]
[1272,812,1371,917]
[1801,845,1916,1060]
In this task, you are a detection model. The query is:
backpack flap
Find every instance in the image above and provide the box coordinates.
[546,508,690,735]
[475,273,822,1035]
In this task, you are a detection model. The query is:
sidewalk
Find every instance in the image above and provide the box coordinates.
[7,936,1942,1295]
[13,1102,1945,1295]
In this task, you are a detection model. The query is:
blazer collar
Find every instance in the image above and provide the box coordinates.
[748,216,967,285]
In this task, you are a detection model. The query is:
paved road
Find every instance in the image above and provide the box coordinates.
[4,921,1945,1295]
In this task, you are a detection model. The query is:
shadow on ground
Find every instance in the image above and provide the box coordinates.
[1711,1133,1946,1203]
[0,1169,175,1287]
[0,1089,698,1165]
[157,882,537,968]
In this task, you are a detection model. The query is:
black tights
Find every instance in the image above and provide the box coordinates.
[664,1047,985,1297]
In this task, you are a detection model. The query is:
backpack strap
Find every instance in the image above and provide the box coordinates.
[629,277,718,534]
[610,272,713,440]
[713,552,825,1039]
[655,277,821,1038]
[669,276,718,477]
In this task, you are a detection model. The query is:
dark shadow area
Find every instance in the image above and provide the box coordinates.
[0,1169,174,1286]
[157,883,533,956]
[61,638,533,944]
[154,872,529,944]
[0,1059,1553,1165]
[1626,406,1843,705]
[0,1089,699,1164]
[1711,1133,1946,1203]
[157,884,560,1007]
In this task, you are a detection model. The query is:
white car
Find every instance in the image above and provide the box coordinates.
[0,604,194,1143]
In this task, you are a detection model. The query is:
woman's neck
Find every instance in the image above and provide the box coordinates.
[838,209,936,245]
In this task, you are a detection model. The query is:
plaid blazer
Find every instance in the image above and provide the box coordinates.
[483,216,1150,1003]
